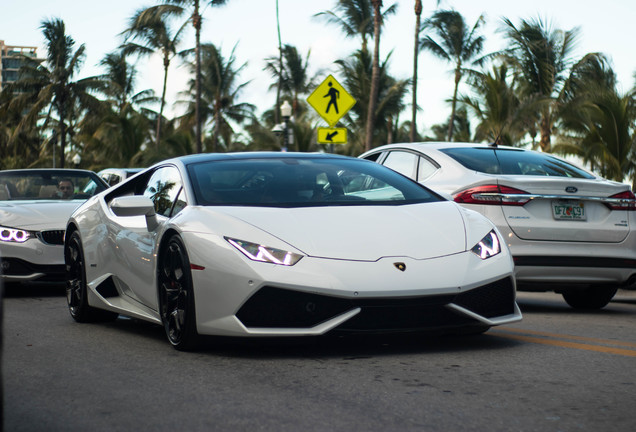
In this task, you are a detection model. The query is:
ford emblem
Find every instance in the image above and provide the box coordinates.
[565,186,578,193]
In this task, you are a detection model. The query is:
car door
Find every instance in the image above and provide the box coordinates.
[109,165,186,310]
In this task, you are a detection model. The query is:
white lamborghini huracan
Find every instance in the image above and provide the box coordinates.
[65,153,521,350]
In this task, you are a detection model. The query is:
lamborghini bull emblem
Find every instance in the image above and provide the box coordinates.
[394,262,406,272]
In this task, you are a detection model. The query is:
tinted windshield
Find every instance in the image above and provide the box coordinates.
[0,170,107,201]
[188,156,442,207]
[441,147,594,179]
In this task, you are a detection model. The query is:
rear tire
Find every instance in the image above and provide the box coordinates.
[561,287,617,310]
[65,231,118,322]
[158,234,201,351]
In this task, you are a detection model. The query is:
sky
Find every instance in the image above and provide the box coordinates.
[2,0,635,134]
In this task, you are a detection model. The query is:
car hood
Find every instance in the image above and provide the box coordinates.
[0,200,83,230]
[204,202,469,261]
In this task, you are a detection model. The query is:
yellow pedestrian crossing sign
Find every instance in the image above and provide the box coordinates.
[317,127,347,144]
[307,75,356,127]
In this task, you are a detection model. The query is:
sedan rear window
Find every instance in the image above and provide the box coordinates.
[440,147,594,179]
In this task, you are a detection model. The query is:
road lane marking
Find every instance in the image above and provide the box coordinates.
[491,327,636,357]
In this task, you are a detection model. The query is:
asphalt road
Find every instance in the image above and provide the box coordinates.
[3,284,636,432]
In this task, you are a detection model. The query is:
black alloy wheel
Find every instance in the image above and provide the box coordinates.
[65,231,118,322]
[158,234,200,350]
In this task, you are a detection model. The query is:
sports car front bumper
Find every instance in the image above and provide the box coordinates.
[187,237,522,337]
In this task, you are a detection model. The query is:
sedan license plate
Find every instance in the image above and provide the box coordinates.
[552,200,586,221]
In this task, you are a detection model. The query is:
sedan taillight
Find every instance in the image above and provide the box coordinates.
[453,185,531,206]
[606,191,636,211]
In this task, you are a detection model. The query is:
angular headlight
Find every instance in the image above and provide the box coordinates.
[471,230,501,259]
[0,226,32,243]
[226,237,303,266]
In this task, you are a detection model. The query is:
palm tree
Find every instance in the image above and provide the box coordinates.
[163,0,229,153]
[364,0,383,152]
[314,0,397,53]
[410,0,440,142]
[555,57,636,186]
[121,5,187,148]
[78,52,154,169]
[423,107,472,142]
[501,17,583,152]
[7,18,101,167]
[420,9,486,141]
[0,88,42,169]
[336,49,409,154]
[410,0,423,142]
[264,45,317,116]
[459,64,528,146]
[182,44,254,152]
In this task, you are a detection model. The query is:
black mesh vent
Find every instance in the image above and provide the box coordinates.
[237,286,465,331]
[237,278,516,332]
[38,230,65,245]
[237,287,353,328]
[453,277,515,318]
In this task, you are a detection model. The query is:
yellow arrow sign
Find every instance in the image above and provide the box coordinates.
[317,127,347,144]
[307,75,356,127]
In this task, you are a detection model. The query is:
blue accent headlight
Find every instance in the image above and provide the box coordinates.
[0,226,32,243]
[471,230,501,259]
[226,237,303,266]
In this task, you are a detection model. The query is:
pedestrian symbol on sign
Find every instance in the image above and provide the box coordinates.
[307,75,356,127]
[324,81,339,114]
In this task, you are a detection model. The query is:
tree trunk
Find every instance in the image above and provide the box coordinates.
[212,99,221,153]
[157,56,170,149]
[446,66,460,141]
[275,0,282,125]
[539,112,552,152]
[59,102,66,168]
[194,1,202,153]
[365,0,382,152]
[411,0,422,143]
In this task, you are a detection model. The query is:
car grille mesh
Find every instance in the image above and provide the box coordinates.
[237,277,515,332]
[453,277,516,318]
[37,230,65,245]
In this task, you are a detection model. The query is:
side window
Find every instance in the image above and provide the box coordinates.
[143,166,184,217]
[361,152,382,162]
[382,151,418,179]
[417,156,438,181]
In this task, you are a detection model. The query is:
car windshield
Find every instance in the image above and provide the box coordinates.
[440,147,595,179]
[188,156,442,207]
[0,170,107,201]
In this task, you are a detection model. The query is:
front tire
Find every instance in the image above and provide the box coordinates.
[65,231,118,322]
[158,234,201,351]
[561,287,617,310]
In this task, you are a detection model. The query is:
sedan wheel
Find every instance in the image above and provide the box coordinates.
[65,231,118,322]
[158,235,200,350]
[561,287,618,310]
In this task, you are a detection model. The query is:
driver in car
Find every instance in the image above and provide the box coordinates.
[57,179,74,199]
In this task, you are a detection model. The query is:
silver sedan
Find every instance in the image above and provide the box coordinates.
[361,142,636,309]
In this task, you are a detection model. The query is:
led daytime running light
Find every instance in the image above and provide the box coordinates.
[471,230,501,259]
[0,227,31,243]
[226,237,303,266]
